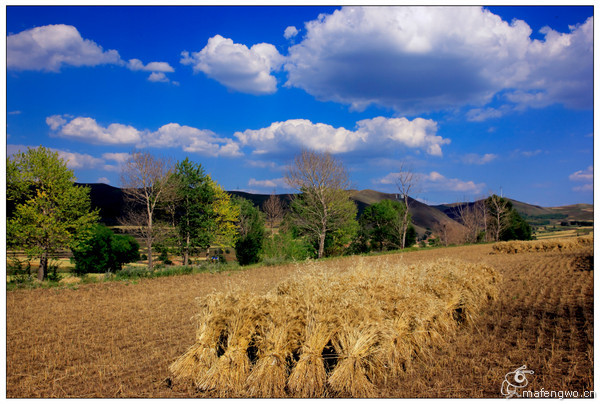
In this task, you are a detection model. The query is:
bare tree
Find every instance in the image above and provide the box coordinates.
[455,199,487,244]
[285,149,356,259]
[487,194,511,242]
[262,192,284,234]
[120,150,176,270]
[395,161,420,248]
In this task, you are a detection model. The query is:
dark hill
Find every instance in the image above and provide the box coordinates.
[76,183,591,233]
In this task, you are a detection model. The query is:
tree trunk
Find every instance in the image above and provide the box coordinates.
[318,231,326,259]
[147,240,153,271]
[183,233,190,266]
[38,251,48,282]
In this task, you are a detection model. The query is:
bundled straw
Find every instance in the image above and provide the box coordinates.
[170,257,500,397]
[492,235,593,254]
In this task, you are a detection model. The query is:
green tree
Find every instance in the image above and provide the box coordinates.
[71,224,139,275]
[234,197,266,266]
[7,146,99,281]
[209,178,240,249]
[360,199,415,251]
[172,158,216,266]
[285,149,358,259]
[485,195,532,241]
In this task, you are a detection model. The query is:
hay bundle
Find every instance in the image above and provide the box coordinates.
[194,293,264,396]
[245,296,303,397]
[493,235,593,254]
[287,314,337,397]
[170,257,500,397]
[328,325,383,397]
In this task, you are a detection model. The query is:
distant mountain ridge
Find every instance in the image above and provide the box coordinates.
[77,183,593,232]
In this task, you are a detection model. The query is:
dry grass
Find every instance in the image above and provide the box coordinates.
[6,243,594,398]
[169,257,500,397]
[492,235,593,254]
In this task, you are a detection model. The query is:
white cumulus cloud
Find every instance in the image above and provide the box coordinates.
[283,7,593,113]
[7,24,122,72]
[127,58,174,72]
[144,123,242,157]
[376,170,484,194]
[235,116,448,156]
[181,35,284,95]
[148,72,170,82]
[284,26,299,39]
[48,115,142,145]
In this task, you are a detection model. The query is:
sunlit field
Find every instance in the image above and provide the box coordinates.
[6,240,593,398]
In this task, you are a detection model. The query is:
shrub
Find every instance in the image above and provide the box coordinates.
[261,230,311,263]
[71,224,140,275]
[234,197,266,266]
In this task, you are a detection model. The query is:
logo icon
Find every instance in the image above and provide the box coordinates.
[501,365,534,398]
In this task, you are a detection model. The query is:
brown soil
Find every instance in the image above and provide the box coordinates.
[6,244,593,398]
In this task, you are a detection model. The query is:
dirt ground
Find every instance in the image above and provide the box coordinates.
[5,243,594,398]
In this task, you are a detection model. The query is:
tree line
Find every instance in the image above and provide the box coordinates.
[7,146,531,282]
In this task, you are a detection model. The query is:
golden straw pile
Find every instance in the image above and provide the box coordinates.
[170,257,500,397]
[492,235,593,254]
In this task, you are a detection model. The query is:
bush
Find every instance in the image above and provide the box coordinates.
[234,197,266,266]
[71,224,140,275]
[261,230,311,263]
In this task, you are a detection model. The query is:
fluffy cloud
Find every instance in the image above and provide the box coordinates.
[7,24,122,71]
[148,72,170,82]
[181,35,284,95]
[248,177,290,189]
[46,115,241,157]
[376,170,484,193]
[127,58,174,72]
[144,123,242,157]
[102,152,131,164]
[235,116,448,156]
[461,153,497,165]
[284,26,299,39]
[569,166,593,182]
[7,24,176,84]
[55,150,106,170]
[570,165,593,192]
[128,59,175,83]
[7,144,107,171]
[284,7,593,113]
[48,115,142,145]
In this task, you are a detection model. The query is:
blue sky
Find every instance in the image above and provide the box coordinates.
[6,5,594,206]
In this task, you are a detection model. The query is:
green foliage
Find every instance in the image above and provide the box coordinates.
[358,199,416,251]
[485,195,532,241]
[172,158,216,263]
[7,146,99,281]
[261,230,312,264]
[233,197,266,266]
[71,224,140,275]
[501,210,533,241]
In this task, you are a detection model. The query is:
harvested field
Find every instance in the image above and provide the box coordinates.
[6,243,594,398]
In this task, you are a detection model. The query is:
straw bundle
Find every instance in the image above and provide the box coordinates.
[287,315,337,397]
[328,325,383,397]
[170,257,500,397]
[493,235,593,254]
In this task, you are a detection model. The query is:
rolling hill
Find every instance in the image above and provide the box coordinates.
[76,183,592,234]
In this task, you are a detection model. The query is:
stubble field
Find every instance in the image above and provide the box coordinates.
[6,242,593,398]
